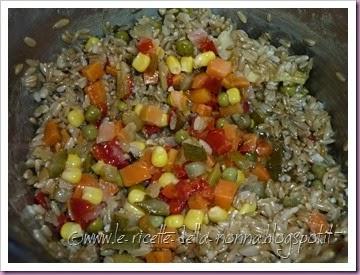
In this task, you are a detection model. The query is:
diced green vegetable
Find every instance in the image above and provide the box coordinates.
[110,212,129,232]
[117,100,128,112]
[280,85,297,96]
[208,163,221,186]
[175,129,189,144]
[183,143,207,161]
[250,111,264,125]
[136,198,170,216]
[48,150,67,178]
[208,163,222,186]
[101,164,123,186]
[232,114,251,129]
[148,215,164,228]
[228,151,254,170]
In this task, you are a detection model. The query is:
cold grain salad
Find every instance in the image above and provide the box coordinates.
[20,9,347,263]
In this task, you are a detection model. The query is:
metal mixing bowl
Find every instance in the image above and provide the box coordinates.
[8,8,348,262]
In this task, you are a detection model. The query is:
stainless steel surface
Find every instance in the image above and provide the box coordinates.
[8,8,348,262]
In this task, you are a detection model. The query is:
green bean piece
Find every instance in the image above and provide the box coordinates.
[208,163,221,186]
[136,198,170,216]
[148,215,164,228]
[250,111,264,125]
[101,164,123,186]
[183,143,207,162]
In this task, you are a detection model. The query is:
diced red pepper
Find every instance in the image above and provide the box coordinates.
[34,191,49,210]
[68,198,102,228]
[199,38,217,54]
[168,199,187,214]
[142,125,162,137]
[160,184,179,200]
[205,129,232,155]
[173,165,188,179]
[203,76,222,94]
[91,140,129,169]
[137,37,155,54]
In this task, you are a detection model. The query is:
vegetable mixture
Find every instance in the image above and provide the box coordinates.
[21,9,347,263]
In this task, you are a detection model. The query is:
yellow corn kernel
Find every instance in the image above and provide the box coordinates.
[166,55,181,75]
[85,36,100,52]
[208,206,228,223]
[66,154,82,169]
[184,209,204,231]
[128,188,146,204]
[67,109,85,127]
[132,52,151,72]
[123,201,145,219]
[91,160,105,175]
[180,56,194,73]
[226,88,241,105]
[60,222,83,241]
[194,51,216,68]
[61,167,82,184]
[239,203,257,215]
[129,184,146,192]
[236,170,246,185]
[156,47,165,59]
[130,141,146,152]
[151,146,168,168]
[158,113,168,127]
[158,172,178,188]
[134,104,144,116]
[164,214,184,229]
[82,186,103,205]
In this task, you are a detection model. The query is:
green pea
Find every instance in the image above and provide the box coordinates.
[175,39,194,56]
[175,129,189,144]
[217,92,229,107]
[216,118,227,128]
[85,105,101,123]
[82,125,98,141]
[148,215,164,228]
[222,167,238,182]
[117,100,127,112]
[87,217,104,233]
[115,30,130,43]
[312,164,327,179]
